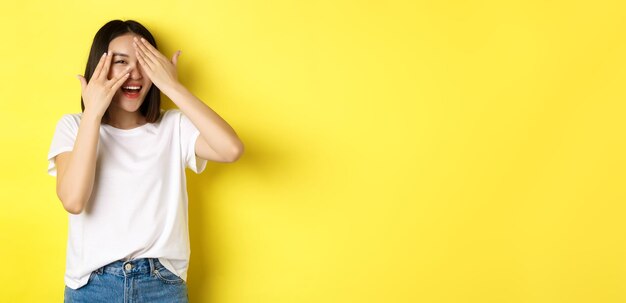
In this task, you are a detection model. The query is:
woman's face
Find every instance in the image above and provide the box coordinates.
[107,33,153,113]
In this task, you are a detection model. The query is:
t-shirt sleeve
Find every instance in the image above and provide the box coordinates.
[47,114,80,177]
[179,111,208,174]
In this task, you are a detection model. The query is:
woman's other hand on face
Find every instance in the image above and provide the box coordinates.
[77,52,131,118]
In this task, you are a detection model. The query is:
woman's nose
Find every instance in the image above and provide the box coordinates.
[129,64,143,79]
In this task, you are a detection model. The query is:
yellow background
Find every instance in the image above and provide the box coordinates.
[1,0,625,302]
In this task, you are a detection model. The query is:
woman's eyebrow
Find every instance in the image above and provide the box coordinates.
[112,52,129,57]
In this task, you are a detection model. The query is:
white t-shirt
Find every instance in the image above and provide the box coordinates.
[47,109,207,290]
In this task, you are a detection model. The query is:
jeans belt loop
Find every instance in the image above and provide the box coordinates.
[149,258,156,275]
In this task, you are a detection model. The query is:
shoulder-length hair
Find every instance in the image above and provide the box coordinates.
[81,19,161,123]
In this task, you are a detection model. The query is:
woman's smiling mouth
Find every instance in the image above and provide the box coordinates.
[121,83,143,99]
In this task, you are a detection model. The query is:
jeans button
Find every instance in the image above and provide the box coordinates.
[125,263,132,271]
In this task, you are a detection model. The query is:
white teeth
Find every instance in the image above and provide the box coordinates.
[123,86,141,89]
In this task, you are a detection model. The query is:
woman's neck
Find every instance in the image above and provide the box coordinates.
[103,109,147,129]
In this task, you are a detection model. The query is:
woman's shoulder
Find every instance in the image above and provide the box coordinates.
[49,113,83,135]
[61,112,83,119]
[162,108,182,116]
[55,112,83,127]
[160,108,184,121]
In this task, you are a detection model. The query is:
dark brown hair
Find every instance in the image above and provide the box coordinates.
[81,19,161,123]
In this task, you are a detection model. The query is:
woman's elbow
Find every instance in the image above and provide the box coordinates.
[56,191,85,215]
[226,143,244,162]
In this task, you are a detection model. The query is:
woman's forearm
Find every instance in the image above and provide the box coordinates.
[163,82,244,161]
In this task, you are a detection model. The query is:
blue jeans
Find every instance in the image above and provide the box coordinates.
[64,258,189,303]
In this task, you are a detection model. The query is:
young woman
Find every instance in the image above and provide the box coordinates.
[47,19,244,302]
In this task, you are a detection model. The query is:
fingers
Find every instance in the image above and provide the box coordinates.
[134,39,155,67]
[172,50,181,67]
[76,75,87,92]
[109,70,131,91]
[91,52,108,79]
[135,46,153,71]
[99,52,113,80]
[135,37,165,61]
[106,66,132,89]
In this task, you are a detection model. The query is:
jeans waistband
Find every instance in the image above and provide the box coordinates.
[96,257,164,277]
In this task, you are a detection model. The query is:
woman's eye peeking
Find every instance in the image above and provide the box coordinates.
[115,60,126,64]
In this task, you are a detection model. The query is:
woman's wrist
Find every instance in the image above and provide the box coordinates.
[159,81,184,98]
[82,109,104,123]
